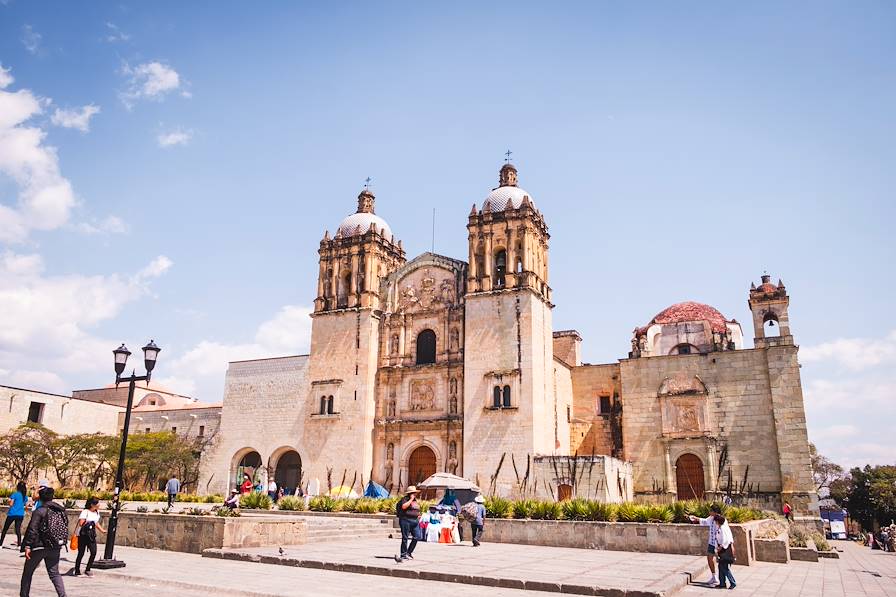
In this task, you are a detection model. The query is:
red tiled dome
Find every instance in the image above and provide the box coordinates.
[756,282,777,293]
[642,301,732,334]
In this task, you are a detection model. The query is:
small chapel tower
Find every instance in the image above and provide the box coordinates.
[306,186,405,489]
[748,273,793,348]
[462,161,565,495]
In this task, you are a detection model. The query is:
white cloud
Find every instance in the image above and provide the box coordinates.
[21,25,42,55]
[104,22,130,43]
[0,252,174,394]
[0,64,77,243]
[802,329,896,468]
[800,329,896,371]
[156,305,313,400]
[74,214,128,235]
[51,104,101,132]
[120,61,182,109]
[157,128,192,148]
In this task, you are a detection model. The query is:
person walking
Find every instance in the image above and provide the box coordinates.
[73,497,105,577]
[714,514,737,589]
[1,481,28,548]
[783,501,793,522]
[471,495,486,547]
[688,504,722,587]
[165,474,181,508]
[20,486,68,597]
[394,486,421,562]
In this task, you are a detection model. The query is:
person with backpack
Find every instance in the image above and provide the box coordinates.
[393,485,421,562]
[73,497,105,577]
[1,481,28,548]
[20,486,68,597]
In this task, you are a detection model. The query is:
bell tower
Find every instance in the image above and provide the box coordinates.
[306,187,405,489]
[748,274,792,348]
[462,161,564,496]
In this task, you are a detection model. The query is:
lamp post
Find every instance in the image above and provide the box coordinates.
[93,340,160,570]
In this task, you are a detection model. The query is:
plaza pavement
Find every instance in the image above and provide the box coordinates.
[207,537,708,596]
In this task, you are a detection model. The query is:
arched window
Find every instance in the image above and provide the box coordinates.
[319,396,327,415]
[502,385,511,407]
[493,386,501,408]
[764,312,780,338]
[415,329,436,364]
[495,250,507,288]
[327,395,334,415]
[670,343,698,355]
[338,271,352,307]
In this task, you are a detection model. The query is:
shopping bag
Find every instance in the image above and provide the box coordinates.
[69,534,79,550]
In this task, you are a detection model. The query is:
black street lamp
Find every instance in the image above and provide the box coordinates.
[93,340,161,570]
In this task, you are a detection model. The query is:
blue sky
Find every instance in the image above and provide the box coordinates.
[0,2,893,468]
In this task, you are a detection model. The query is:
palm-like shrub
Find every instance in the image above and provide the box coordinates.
[334,498,357,512]
[353,498,382,514]
[277,496,304,511]
[377,497,399,514]
[531,500,563,520]
[484,496,512,519]
[811,531,831,552]
[616,502,640,522]
[561,498,589,521]
[240,492,273,510]
[308,495,337,512]
[512,498,537,519]
[585,500,617,521]
[644,504,673,523]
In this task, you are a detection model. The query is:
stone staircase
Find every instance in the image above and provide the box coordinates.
[299,514,396,543]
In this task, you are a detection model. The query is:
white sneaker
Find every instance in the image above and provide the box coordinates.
[707,575,718,586]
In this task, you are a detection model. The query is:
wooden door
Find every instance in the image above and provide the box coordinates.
[675,454,705,500]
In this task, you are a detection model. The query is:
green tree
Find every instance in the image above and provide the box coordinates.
[121,432,203,492]
[47,432,117,488]
[0,424,51,481]
[843,465,896,529]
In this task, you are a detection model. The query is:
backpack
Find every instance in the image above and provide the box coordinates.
[460,502,479,522]
[39,506,70,549]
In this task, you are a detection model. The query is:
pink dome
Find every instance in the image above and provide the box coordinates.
[642,301,732,334]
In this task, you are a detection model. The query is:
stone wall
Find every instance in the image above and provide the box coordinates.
[569,363,620,456]
[123,405,221,443]
[619,349,787,501]
[197,356,309,496]
[0,385,122,439]
[530,455,632,502]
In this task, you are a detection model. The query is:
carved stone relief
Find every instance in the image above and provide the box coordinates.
[409,380,436,411]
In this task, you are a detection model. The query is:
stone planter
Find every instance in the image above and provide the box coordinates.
[754,532,790,564]
[789,545,819,562]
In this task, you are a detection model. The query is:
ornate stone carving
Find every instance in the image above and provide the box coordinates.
[660,396,709,437]
[440,279,456,304]
[409,380,435,411]
[658,371,708,396]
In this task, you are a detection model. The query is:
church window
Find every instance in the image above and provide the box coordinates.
[502,385,511,407]
[495,250,507,288]
[319,396,327,415]
[338,271,351,307]
[492,386,501,408]
[671,344,698,355]
[599,395,611,415]
[415,329,436,365]
[327,395,335,415]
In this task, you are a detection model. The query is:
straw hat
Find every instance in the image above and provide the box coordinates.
[405,485,419,494]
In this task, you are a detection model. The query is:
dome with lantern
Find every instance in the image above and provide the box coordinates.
[482,163,535,212]
[335,188,393,241]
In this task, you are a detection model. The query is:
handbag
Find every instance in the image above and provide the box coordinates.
[718,546,735,563]
[69,534,78,550]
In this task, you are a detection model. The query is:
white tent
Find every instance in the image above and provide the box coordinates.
[417,472,480,492]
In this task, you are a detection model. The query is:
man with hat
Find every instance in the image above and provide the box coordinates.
[394,486,422,562]
[471,495,486,547]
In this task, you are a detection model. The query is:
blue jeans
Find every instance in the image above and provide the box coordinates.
[399,518,418,557]
[718,559,736,587]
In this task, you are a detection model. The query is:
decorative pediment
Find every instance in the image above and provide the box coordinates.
[658,372,707,396]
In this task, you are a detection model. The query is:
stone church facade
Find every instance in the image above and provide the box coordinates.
[198,162,818,514]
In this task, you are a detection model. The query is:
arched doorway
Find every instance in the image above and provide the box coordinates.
[675,454,705,500]
[274,451,302,494]
[236,451,262,487]
[407,445,436,486]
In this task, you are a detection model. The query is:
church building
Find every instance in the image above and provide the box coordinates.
[198,162,818,515]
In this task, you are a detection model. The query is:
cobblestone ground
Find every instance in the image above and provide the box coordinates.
[681,541,896,597]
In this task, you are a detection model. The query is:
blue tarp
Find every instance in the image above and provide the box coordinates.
[364,480,389,498]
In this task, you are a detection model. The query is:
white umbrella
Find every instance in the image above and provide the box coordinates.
[417,472,481,492]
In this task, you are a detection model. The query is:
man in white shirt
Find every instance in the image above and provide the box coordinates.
[267,479,278,502]
[688,504,722,586]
